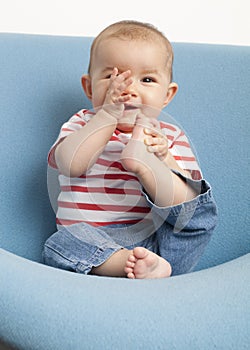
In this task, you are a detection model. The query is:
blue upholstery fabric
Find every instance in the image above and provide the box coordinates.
[0,249,249,350]
[0,33,249,349]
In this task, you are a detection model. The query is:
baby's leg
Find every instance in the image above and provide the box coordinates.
[43,222,133,277]
[124,247,172,279]
[91,249,133,277]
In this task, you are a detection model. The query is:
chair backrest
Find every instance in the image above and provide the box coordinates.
[0,33,249,269]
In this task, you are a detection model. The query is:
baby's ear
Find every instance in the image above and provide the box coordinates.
[81,75,92,100]
[163,82,178,107]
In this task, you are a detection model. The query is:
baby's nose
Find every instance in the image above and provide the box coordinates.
[121,80,138,97]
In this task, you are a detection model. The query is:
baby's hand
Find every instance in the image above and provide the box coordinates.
[103,67,133,119]
[143,120,168,161]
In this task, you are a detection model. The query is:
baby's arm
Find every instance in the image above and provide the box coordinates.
[55,68,132,177]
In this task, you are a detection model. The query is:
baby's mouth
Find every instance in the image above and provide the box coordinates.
[124,104,139,111]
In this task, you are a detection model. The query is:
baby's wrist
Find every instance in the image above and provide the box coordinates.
[102,103,124,121]
[97,107,119,124]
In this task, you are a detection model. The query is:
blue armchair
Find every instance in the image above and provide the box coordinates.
[0,33,249,350]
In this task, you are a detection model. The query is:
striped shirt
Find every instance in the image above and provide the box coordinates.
[48,109,202,227]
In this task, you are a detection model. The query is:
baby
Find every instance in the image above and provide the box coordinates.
[43,20,217,278]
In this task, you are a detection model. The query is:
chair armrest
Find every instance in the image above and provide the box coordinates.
[0,249,249,350]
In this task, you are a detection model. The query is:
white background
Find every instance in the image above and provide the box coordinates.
[1,0,249,46]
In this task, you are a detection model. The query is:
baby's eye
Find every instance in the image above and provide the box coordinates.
[105,73,120,79]
[142,77,155,83]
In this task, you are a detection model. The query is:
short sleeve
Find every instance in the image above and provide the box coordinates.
[160,121,202,180]
[48,109,93,168]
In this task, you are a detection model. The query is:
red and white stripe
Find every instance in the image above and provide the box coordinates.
[48,109,202,227]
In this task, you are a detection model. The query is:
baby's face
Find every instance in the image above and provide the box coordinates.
[89,38,173,126]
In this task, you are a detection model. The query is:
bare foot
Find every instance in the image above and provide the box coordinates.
[124,247,172,279]
[91,249,132,277]
[121,114,156,175]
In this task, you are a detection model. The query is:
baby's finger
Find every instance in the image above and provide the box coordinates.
[147,144,166,153]
[144,136,154,146]
[106,69,133,104]
[144,127,160,136]
[113,79,133,98]
[110,67,119,81]
[148,142,168,157]
[111,69,132,86]
[144,136,167,146]
[144,127,165,140]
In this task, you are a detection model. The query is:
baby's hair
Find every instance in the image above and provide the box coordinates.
[88,20,174,81]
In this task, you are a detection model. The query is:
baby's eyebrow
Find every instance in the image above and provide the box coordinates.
[102,67,114,73]
[103,66,128,72]
[141,68,159,75]
[101,67,160,76]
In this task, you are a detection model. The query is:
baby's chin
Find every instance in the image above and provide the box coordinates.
[116,111,138,133]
